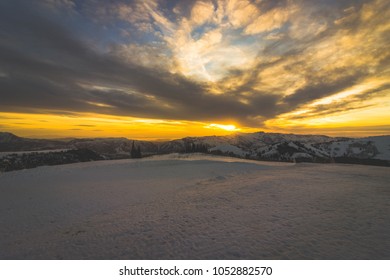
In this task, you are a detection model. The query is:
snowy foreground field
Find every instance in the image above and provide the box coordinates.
[0,154,389,259]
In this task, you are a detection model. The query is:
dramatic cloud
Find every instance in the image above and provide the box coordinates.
[0,0,389,137]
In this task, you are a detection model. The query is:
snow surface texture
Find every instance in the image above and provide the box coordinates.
[0,154,389,259]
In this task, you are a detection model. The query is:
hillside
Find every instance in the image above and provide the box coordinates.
[1,132,389,171]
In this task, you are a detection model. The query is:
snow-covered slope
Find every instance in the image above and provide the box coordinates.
[323,136,390,160]
[0,132,68,152]
[196,132,390,163]
[0,154,388,259]
[1,131,389,167]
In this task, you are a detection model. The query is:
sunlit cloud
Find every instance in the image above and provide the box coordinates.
[86,102,115,108]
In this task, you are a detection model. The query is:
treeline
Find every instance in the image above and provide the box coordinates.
[130,141,142,158]
[334,157,390,167]
[183,142,209,153]
[0,149,103,172]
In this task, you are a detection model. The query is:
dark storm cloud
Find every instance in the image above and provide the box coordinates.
[282,73,364,109]
[0,0,285,125]
[290,83,390,119]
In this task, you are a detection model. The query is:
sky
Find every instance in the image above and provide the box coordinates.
[0,0,389,139]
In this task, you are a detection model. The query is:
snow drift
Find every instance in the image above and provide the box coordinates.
[0,154,389,259]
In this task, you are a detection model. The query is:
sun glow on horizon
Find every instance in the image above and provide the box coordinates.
[0,112,250,140]
[205,123,240,132]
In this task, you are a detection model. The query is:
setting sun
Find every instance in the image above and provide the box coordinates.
[205,124,240,132]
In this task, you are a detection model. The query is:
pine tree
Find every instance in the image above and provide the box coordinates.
[136,146,142,158]
[130,141,137,158]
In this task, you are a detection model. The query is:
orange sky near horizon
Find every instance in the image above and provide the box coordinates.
[1,110,389,140]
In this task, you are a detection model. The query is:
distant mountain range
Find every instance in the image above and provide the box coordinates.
[1,131,389,171]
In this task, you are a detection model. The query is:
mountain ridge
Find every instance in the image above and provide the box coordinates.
[1,131,389,171]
